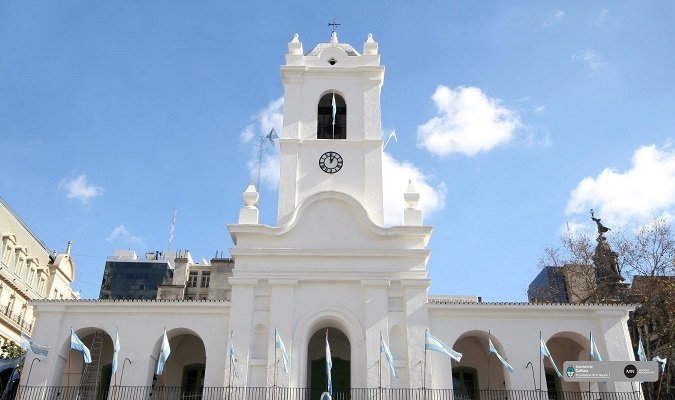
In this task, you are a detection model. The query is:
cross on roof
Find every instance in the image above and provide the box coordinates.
[328,19,340,33]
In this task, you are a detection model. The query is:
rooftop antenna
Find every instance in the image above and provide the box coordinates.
[256,128,278,189]
[167,209,178,255]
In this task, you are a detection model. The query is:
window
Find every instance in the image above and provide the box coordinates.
[452,367,478,400]
[201,272,210,288]
[317,92,346,139]
[181,363,205,397]
[545,369,562,400]
[187,272,198,288]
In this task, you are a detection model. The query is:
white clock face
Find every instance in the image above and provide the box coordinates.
[319,151,343,174]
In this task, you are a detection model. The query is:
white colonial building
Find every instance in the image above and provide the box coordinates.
[24,32,637,397]
[0,197,78,355]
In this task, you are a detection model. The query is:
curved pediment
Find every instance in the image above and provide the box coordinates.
[229,191,431,251]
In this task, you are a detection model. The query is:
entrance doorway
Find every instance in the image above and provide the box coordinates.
[307,327,350,399]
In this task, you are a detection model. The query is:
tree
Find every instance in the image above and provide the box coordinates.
[615,219,675,396]
[0,341,24,359]
[537,217,675,395]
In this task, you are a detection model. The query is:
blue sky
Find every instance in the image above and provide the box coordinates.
[2,1,674,300]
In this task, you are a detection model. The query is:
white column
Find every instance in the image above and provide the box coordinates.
[362,279,390,388]
[227,278,258,386]
[401,279,431,389]
[267,279,297,387]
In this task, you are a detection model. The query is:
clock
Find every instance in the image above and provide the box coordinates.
[318,151,343,174]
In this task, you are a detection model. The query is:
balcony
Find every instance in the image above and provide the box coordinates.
[0,304,32,334]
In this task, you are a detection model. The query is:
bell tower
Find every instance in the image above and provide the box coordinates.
[277,32,385,226]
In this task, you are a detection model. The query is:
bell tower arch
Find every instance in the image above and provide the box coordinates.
[277,32,385,226]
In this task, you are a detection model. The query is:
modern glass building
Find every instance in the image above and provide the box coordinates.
[99,250,173,300]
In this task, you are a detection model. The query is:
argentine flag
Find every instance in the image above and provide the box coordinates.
[331,93,337,125]
[326,333,333,395]
[275,329,290,375]
[637,335,647,362]
[380,334,398,378]
[70,329,92,364]
[488,338,513,373]
[590,333,602,362]
[20,332,49,356]
[425,331,462,362]
[155,329,171,375]
[112,329,120,374]
[229,330,239,378]
[540,338,562,378]
[652,355,667,373]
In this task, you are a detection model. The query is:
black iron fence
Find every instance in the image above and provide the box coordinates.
[3,387,672,400]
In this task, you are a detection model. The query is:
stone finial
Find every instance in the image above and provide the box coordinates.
[243,183,259,207]
[404,180,420,209]
[66,240,72,255]
[330,31,339,44]
[239,182,260,224]
[288,33,303,55]
[403,180,423,226]
[363,33,378,55]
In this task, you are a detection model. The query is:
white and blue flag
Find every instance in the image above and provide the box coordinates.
[326,332,333,395]
[540,338,561,378]
[266,128,279,147]
[229,330,239,378]
[488,338,513,373]
[112,329,120,374]
[590,333,602,362]
[275,329,290,375]
[425,331,462,362]
[155,329,171,376]
[331,93,337,125]
[70,329,92,364]
[380,334,398,378]
[20,332,49,356]
[653,355,667,373]
[637,335,647,362]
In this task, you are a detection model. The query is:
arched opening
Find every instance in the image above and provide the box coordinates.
[545,332,592,394]
[153,330,206,398]
[317,92,346,139]
[58,328,114,398]
[307,327,350,399]
[452,331,509,394]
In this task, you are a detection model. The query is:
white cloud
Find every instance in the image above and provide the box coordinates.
[542,10,565,27]
[416,85,521,157]
[241,97,284,189]
[240,97,284,144]
[565,144,675,227]
[572,48,607,74]
[106,224,143,246]
[58,174,103,204]
[533,105,546,114]
[595,8,610,26]
[382,152,447,226]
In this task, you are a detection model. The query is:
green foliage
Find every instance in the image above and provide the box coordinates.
[0,341,25,359]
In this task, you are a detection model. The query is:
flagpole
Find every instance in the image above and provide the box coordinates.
[325,329,330,396]
[588,332,592,394]
[228,330,233,388]
[273,328,277,387]
[423,329,428,392]
[488,330,491,391]
[67,335,71,387]
[379,331,382,390]
[539,331,542,391]
[331,92,336,140]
